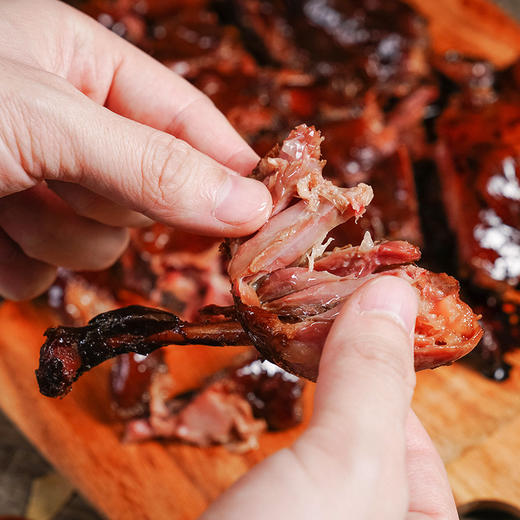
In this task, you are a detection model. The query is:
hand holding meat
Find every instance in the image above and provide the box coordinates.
[0,0,270,301]
[36,125,482,396]
[228,125,482,380]
[202,276,458,520]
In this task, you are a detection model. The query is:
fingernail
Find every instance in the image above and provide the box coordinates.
[358,276,418,334]
[214,175,272,225]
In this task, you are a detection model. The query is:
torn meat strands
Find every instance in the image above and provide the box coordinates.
[228,124,483,381]
[122,356,305,451]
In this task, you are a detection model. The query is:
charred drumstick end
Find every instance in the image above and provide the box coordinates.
[36,305,250,398]
[36,327,83,398]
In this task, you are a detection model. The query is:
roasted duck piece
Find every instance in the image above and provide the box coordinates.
[229,0,431,100]
[37,305,249,398]
[318,85,437,246]
[111,350,166,420]
[193,67,435,244]
[434,58,520,378]
[48,224,232,325]
[37,125,482,397]
[437,89,520,295]
[117,352,304,450]
[70,0,252,77]
[228,124,481,379]
[149,9,254,75]
[120,225,232,319]
[47,268,119,325]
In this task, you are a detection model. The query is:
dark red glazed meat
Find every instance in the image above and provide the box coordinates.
[437,93,520,295]
[432,58,520,378]
[230,0,430,100]
[119,353,304,450]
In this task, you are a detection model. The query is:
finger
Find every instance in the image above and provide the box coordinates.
[406,411,458,520]
[0,62,271,236]
[292,276,418,518]
[0,184,129,271]
[310,275,418,444]
[49,2,259,175]
[0,228,56,301]
[105,52,259,175]
[48,181,153,227]
[68,107,271,235]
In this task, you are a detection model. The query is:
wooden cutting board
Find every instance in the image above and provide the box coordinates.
[1,1,520,518]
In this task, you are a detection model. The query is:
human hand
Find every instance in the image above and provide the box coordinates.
[0,0,271,300]
[202,276,458,520]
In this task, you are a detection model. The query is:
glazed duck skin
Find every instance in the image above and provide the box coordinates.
[37,305,249,398]
[36,125,482,397]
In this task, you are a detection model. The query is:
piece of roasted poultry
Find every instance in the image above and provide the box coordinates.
[435,55,520,378]
[37,124,482,397]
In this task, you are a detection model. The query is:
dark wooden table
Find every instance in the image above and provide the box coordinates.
[495,0,519,16]
[0,413,102,519]
[1,1,519,518]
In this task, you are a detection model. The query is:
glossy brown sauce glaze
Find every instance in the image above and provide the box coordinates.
[113,351,304,449]
[435,56,520,379]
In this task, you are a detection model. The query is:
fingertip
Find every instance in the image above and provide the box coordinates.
[326,275,418,362]
[1,266,56,302]
[89,226,130,270]
[315,274,419,431]
[323,275,418,385]
[225,148,261,177]
[0,260,57,302]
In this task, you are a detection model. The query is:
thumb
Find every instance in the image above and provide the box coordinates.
[82,108,273,236]
[294,276,418,517]
[62,102,272,237]
[312,275,418,439]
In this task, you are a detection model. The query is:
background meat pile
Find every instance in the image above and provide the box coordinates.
[47,0,520,445]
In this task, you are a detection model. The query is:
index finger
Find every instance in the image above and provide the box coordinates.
[0,0,258,175]
[92,14,259,174]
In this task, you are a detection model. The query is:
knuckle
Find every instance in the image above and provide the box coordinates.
[0,265,56,302]
[285,444,340,513]
[348,328,415,391]
[166,93,216,135]
[1,277,50,302]
[139,131,194,213]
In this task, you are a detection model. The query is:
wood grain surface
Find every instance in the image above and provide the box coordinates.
[408,0,520,66]
[1,1,520,519]
[0,302,313,520]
